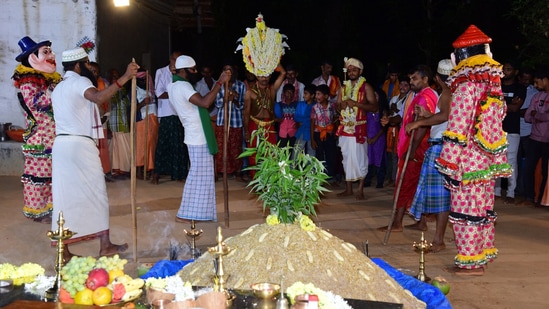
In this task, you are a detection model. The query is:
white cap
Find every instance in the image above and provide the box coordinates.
[437,59,453,76]
[61,47,88,62]
[175,55,196,69]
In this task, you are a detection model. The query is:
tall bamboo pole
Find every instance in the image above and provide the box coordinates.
[383,116,417,245]
[143,70,149,180]
[223,80,230,227]
[130,58,138,261]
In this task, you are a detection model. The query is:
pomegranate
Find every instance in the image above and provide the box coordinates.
[85,268,109,290]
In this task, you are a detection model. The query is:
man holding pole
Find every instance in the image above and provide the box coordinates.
[214,61,246,180]
[379,65,438,232]
[169,55,231,224]
[51,47,138,260]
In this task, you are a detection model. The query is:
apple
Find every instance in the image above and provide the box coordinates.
[431,276,450,295]
[85,268,109,290]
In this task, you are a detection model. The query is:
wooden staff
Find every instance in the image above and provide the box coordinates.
[143,70,149,180]
[222,79,230,227]
[383,116,417,245]
[129,58,138,261]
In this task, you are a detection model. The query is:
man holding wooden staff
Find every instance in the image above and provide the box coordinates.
[168,55,231,224]
[51,47,138,260]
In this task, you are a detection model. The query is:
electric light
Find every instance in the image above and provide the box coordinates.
[114,0,129,7]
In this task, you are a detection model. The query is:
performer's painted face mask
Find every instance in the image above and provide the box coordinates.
[29,46,57,74]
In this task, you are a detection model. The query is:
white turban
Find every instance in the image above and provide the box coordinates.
[344,57,363,70]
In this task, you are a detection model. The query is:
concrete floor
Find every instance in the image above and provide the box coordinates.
[1,175,548,309]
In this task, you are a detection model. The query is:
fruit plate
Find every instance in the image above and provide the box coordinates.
[100,289,143,307]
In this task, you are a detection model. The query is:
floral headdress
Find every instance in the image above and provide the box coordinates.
[235,14,289,77]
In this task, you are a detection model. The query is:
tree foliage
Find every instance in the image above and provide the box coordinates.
[509,0,549,66]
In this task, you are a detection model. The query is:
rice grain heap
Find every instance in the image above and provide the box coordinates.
[177,223,426,309]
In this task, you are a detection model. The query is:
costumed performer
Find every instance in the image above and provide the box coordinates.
[238,14,289,177]
[51,47,138,260]
[12,36,61,223]
[435,25,512,275]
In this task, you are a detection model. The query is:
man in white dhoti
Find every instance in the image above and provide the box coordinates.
[51,47,138,260]
[335,58,378,200]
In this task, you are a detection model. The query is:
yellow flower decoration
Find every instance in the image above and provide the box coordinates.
[299,215,316,231]
[266,214,280,226]
[238,14,289,77]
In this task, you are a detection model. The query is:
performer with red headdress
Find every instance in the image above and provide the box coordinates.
[436,25,512,275]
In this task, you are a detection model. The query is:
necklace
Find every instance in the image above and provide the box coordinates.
[343,76,366,101]
[254,85,271,110]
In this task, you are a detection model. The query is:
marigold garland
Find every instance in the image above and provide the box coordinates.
[13,64,62,88]
[342,76,366,101]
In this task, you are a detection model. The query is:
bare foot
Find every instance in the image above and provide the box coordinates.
[62,245,81,263]
[33,215,52,224]
[429,242,446,253]
[62,251,80,264]
[405,222,428,231]
[445,266,484,276]
[337,190,353,197]
[100,243,128,257]
[355,193,365,200]
[377,225,403,232]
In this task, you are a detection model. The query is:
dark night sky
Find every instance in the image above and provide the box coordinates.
[170,0,523,86]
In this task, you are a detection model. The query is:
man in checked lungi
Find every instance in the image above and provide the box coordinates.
[404,59,453,252]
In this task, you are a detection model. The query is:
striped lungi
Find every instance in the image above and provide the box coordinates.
[409,142,450,220]
[176,144,217,221]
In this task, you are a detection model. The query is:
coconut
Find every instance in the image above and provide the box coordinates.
[177,223,425,309]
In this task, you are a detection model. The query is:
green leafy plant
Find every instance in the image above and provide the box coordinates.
[239,128,330,224]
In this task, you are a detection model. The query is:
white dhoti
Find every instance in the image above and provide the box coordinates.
[52,135,109,243]
[339,135,368,181]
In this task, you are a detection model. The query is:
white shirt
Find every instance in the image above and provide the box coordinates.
[520,84,538,137]
[52,71,101,138]
[167,80,205,145]
[430,106,447,139]
[312,75,340,104]
[137,87,157,119]
[276,80,305,102]
[195,77,216,96]
[155,65,177,117]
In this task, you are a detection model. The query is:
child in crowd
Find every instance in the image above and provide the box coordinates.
[274,83,298,148]
[293,84,317,156]
[311,84,339,185]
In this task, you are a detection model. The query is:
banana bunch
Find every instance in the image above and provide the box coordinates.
[111,275,145,302]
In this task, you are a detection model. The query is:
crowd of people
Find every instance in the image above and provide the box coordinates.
[12,23,549,272]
